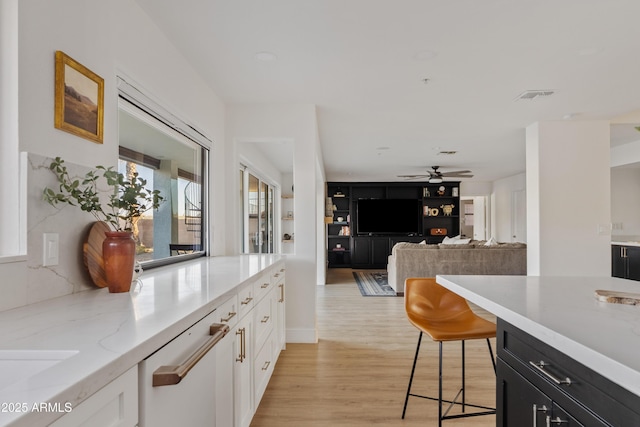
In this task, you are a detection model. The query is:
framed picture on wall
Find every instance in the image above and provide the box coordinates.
[54,51,104,144]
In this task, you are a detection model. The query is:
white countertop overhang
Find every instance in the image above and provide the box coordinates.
[436,275,640,397]
[0,254,284,427]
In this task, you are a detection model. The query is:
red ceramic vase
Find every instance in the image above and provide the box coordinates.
[102,231,135,293]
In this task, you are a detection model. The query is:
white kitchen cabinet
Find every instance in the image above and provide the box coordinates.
[234,311,254,427]
[273,267,286,357]
[138,310,229,427]
[214,294,240,427]
[49,365,138,427]
[253,335,274,406]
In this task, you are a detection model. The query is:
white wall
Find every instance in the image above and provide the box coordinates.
[526,121,611,276]
[226,104,323,343]
[0,0,227,311]
[17,0,226,251]
[611,167,640,239]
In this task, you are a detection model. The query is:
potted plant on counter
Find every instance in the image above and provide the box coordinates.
[43,157,163,293]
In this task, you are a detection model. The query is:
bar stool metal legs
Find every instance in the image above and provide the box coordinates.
[402,332,496,426]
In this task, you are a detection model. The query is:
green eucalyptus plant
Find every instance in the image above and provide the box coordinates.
[43,157,163,232]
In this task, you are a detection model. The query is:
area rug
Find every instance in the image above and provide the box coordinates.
[353,271,397,296]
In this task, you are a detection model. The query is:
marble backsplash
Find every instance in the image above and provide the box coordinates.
[23,153,103,306]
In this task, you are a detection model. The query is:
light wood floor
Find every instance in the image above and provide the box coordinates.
[251,269,497,426]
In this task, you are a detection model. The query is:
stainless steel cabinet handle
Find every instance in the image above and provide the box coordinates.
[533,404,547,426]
[529,361,571,385]
[262,361,271,371]
[220,311,237,322]
[278,283,284,303]
[153,323,230,386]
[241,296,253,305]
[261,315,270,323]
[546,416,568,426]
[261,282,269,289]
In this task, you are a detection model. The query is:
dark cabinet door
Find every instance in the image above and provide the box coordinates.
[611,245,625,278]
[352,237,390,268]
[497,360,551,427]
[351,237,371,265]
[370,237,390,266]
[625,246,640,281]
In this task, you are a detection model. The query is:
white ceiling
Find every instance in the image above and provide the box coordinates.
[134,0,640,183]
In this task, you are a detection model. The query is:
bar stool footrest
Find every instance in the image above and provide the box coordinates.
[407,392,496,414]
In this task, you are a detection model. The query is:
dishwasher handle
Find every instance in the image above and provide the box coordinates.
[153,323,230,387]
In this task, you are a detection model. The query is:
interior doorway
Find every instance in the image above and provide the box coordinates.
[460,196,489,240]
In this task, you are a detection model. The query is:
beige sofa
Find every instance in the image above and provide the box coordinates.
[387,241,527,294]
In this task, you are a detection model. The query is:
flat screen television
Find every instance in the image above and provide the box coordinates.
[356,198,422,235]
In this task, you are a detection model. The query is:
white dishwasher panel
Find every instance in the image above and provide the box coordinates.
[138,310,229,427]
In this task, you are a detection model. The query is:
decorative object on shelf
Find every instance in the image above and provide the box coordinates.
[338,225,350,236]
[325,197,333,217]
[430,228,448,236]
[337,216,344,222]
[440,204,455,216]
[452,187,459,197]
[83,221,110,288]
[54,51,104,144]
[437,186,446,196]
[102,231,136,293]
[424,206,429,216]
[333,192,345,197]
[424,187,431,197]
[595,289,640,305]
[336,243,342,249]
[428,207,440,217]
[43,157,163,293]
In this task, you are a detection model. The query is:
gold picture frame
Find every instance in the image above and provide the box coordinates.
[54,51,104,144]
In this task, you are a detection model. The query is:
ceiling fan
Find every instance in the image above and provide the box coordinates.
[398,166,473,183]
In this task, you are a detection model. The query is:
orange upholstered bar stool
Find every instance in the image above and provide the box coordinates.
[401,277,496,426]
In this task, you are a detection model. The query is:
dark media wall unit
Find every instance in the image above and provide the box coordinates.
[326,181,461,269]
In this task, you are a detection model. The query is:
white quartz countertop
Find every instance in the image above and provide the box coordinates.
[436,275,640,397]
[0,254,284,427]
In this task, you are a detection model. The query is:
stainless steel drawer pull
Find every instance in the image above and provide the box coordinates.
[261,315,270,323]
[533,404,547,426]
[529,361,572,385]
[153,323,230,386]
[241,297,253,305]
[262,361,271,371]
[220,311,237,322]
[546,416,568,426]
[261,283,269,289]
[278,283,284,303]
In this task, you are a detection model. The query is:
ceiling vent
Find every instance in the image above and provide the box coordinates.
[514,90,555,101]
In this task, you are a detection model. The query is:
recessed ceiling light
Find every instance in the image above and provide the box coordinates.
[413,50,438,61]
[376,146,390,150]
[254,51,278,61]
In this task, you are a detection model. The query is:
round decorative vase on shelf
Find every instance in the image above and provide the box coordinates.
[102,231,136,293]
